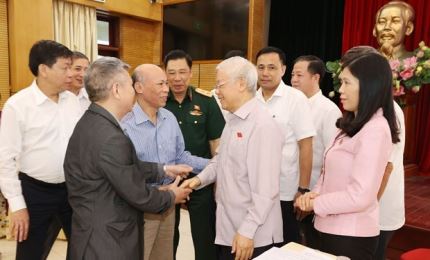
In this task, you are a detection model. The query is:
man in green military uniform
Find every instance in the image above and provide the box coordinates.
[164,50,225,260]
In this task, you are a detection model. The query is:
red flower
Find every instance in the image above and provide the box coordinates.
[393,86,405,97]
[399,69,414,80]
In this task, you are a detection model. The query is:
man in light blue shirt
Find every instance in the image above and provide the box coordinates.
[121,64,209,260]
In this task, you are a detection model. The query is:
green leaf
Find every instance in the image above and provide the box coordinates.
[326,60,340,73]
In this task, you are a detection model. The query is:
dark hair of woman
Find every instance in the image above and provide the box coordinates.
[336,53,400,143]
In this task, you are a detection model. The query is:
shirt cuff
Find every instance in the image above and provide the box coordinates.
[313,196,328,218]
[195,176,208,190]
[237,219,259,240]
[8,195,27,212]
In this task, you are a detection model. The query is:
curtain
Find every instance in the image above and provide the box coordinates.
[416,87,430,174]
[53,0,97,61]
[268,0,345,98]
[342,0,430,174]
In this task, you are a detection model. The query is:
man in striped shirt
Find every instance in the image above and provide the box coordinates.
[121,64,209,260]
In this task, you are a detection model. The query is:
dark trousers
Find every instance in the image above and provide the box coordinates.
[217,243,279,260]
[280,200,300,245]
[299,213,321,250]
[320,231,378,260]
[373,230,395,260]
[16,173,72,260]
[174,183,217,260]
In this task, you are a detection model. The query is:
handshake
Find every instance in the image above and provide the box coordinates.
[162,164,203,204]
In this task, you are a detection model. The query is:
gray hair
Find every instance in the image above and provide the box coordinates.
[131,69,144,85]
[216,56,258,94]
[85,57,130,102]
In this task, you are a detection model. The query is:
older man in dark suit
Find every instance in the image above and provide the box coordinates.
[64,57,192,259]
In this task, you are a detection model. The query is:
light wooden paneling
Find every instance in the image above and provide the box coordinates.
[120,16,162,72]
[6,0,163,95]
[189,65,199,88]
[163,0,195,6]
[0,0,9,109]
[198,63,217,91]
[152,21,163,65]
[248,0,266,63]
[188,61,219,92]
[66,0,162,21]
[8,0,54,93]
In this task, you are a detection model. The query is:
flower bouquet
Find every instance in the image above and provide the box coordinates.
[326,41,430,105]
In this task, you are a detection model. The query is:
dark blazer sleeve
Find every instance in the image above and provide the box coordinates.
[97,133,174,214]
[136,158,165,184]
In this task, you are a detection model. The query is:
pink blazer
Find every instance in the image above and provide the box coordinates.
[313,109,392,237]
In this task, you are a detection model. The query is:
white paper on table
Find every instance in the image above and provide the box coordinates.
[253,246,334,260]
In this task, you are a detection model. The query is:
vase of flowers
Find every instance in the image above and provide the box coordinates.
[326,41,430,106]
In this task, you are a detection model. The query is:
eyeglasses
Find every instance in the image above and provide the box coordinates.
[214,80,229,90]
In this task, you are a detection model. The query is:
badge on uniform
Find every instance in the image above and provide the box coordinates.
[189,105,203,116]
[237,132,243,138]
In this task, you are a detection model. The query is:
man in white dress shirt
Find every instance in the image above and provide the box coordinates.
[291,55,342,248]
[66,51,91,113]
[255,46,316,245]
[0,40,81,259]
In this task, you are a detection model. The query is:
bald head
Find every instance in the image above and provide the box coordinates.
[132,64,169,109]
[132,64,163,85]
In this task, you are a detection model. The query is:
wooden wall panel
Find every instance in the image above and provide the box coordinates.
[5,0,163,99]
[189,65,199,88]
[188,61,219,92]
[66,0,162,21]
[120,17,162,71]
[8,0,54,94]
[247,0,266,63]
[0,0,9,109]
[152,22,163,65]
[198,63,217,91]
[163,0,195,6]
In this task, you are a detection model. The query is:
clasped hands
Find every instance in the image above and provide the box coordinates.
[161,164,194,204]
[168,176,200,204]
[294,191,319,213]
[164,164,193,179]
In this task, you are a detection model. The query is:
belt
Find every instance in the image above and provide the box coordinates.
[18,172,66,189]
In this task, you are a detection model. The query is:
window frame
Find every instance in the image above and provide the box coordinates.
[97,12,120,58]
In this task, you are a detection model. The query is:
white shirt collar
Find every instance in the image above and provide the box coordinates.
[31,80,49,105]
[77,87,89,100]
[256,80,288,103]
[30,80,74,105]
[308,89,323,105]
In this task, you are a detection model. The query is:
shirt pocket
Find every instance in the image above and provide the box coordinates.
[185,114,207,129]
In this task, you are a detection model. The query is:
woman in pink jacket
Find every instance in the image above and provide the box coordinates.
[295,52,400,259]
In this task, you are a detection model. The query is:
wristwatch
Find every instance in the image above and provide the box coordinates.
[298,187,310,194]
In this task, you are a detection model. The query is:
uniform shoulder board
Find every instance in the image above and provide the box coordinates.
[195,88,213,98]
